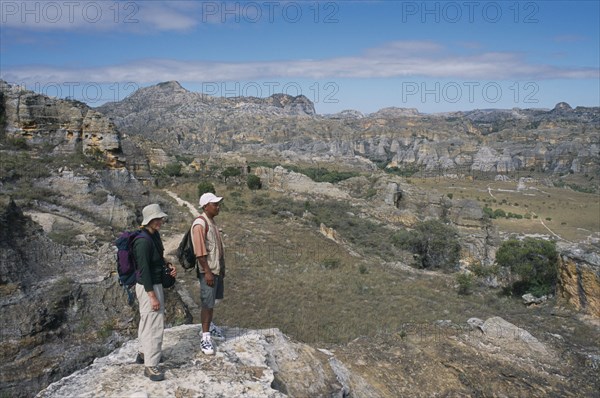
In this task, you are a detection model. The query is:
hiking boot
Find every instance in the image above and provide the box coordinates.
[144,366,165,382]
[201,338,215,355]
[209,322,225,341]
[136,352,165,364]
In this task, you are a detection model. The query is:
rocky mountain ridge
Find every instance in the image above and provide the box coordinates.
[95,81,600,176]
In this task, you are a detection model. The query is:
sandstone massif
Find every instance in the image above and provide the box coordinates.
[97,80,600,176]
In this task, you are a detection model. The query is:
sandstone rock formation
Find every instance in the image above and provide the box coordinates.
[0,81,124,168]
[557,244,600,318]
[254,166,351,200]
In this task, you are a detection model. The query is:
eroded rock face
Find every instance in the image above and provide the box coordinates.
[254,166,351,200]
[0,200,192,398]
[558,245,600,318]
[36,326,349,398]
[0,81,124,168]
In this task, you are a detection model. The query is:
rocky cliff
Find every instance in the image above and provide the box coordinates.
[1,81,124,168]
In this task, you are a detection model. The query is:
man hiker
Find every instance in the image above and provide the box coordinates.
[191,192,226,355]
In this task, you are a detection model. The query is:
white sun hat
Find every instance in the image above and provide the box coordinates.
[141,204,168,226]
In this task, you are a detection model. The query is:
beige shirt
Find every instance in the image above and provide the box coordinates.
[191,213,223,274]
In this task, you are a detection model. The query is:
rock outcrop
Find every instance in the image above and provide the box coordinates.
[558,245,600,318]
[0,199,192,398]
[254,166,351,200]
[36,316,599,398]
[37,326,350,398]
[0,81,124,168]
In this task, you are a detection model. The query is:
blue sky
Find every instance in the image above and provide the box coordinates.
[1,0,598,114]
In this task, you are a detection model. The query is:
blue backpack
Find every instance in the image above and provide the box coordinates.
[115,230,151,305]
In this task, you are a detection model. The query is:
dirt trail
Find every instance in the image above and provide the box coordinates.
[162,190,200,256]
[166,190,200,217]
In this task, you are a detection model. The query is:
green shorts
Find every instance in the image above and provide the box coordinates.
[199,273,224,309]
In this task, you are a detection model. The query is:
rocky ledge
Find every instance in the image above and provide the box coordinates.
[36,326,350,398]
[36,315,600,398]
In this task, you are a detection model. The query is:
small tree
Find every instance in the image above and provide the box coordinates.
[493,208,506,218]
[394,220,461,270]
[222,166,241,181]
[163,163,182,177]
[496,238,558,297]
[198,181,216,197]
[247,174,262,190]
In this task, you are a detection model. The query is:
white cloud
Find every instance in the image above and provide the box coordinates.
[2,41,598,86]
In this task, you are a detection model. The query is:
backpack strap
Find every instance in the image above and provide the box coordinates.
[130,229,156,269]
[192,215,209,237]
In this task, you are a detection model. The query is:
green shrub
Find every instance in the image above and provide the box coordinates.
[198,181,216,197]
[222,166,242,179]
[391,229,416,250]
[395,220,461,270]
[470,262,500,278]
[456,273,473,295]
[247,174,262,190]
[383,165,420,177]
[284,166,359,183]
[163,163,182,177]
[482,206,494,219]
[6,136,29,150]
[495,238,558,297]
[321,258,341,270]
[175,155,194,164]
[493,208,506,218]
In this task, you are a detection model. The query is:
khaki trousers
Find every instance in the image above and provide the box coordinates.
[136,283,165,367]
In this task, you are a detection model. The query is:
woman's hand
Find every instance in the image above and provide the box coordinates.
[167,262,177,278]
[149,295,160,311]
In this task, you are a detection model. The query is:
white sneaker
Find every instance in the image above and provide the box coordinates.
[209,322,225,341]
[201,338,215,355]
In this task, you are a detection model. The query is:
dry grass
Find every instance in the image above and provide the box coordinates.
[412,176,599,243]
